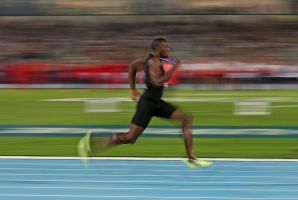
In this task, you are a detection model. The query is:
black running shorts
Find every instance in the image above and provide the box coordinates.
[131,97,177,128]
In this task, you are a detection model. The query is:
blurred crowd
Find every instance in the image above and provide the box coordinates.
[1,16,298,65]
[0,0,297,85]
[0,0,297,15]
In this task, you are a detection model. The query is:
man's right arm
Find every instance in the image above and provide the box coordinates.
[128,57,145,101]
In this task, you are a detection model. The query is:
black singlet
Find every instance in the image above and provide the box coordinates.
[141,54,165,101]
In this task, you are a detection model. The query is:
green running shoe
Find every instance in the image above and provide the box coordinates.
[78,130,92,166]
[183,158,213,169]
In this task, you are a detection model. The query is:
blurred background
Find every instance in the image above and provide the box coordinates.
[0,0,297,158]
[0,0,297,86]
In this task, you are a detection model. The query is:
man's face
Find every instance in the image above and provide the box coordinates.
[158,41,170,58]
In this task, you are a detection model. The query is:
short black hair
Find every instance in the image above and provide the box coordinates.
[151,37,167,50]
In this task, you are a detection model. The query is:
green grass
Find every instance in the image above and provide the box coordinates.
[0,89,297,126]
[0,88,297,158]
[1,136,298,158]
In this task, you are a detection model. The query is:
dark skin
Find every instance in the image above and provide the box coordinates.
[92,41,196,160]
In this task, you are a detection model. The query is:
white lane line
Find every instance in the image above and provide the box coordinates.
[2,127,298,136]
[1,173,298,179]
[0,179,297,184]
[0,163,187,167]
[0,194,297,199]
[0,186,297,192]
[0,162,298,168]
[1,156,298,162]
[0,168,297,173]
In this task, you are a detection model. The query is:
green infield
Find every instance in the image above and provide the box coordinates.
[0,136,297,159]
[0,89,297,126]
[0,88,297,158]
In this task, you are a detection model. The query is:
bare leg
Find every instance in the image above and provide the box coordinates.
[170,109,195,160]
[91,124,144,152]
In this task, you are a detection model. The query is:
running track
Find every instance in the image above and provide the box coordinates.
[0,157,298,200]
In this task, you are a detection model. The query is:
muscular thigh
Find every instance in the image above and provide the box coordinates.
[131,98,155,128]
[154,100,177,119]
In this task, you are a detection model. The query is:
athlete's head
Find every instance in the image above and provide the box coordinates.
[151,37,170,58]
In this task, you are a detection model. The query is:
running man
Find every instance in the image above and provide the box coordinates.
[78,37,212,168]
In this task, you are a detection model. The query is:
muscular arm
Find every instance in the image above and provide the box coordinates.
[128,57,145,90]
[148,59,179,87]
[128,57,145,100]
